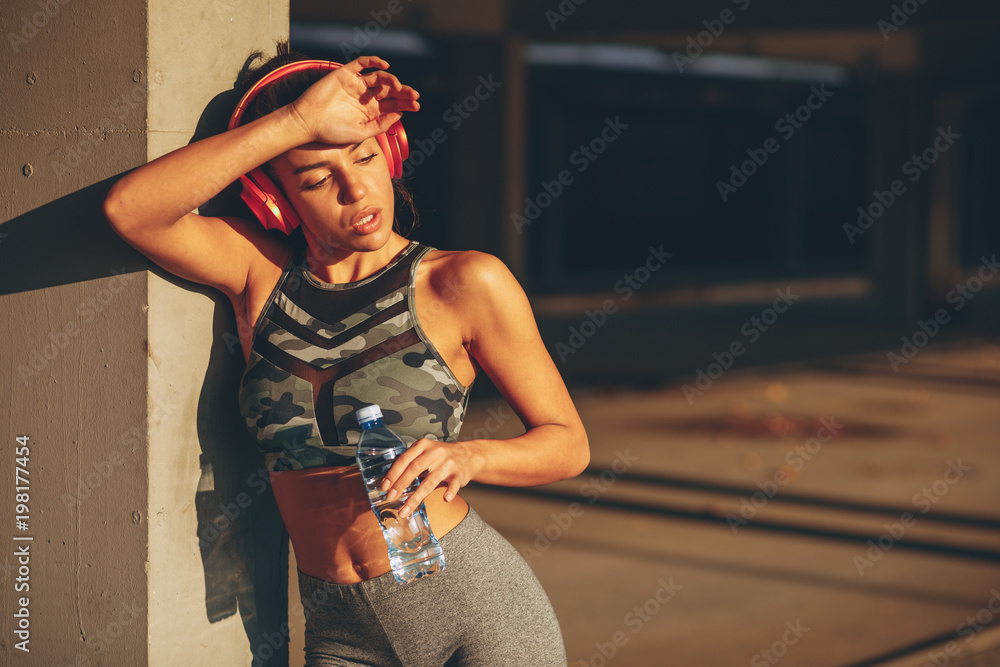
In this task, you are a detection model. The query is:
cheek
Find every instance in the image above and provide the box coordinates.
[371,171,395,201]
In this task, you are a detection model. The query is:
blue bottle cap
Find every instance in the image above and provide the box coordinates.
[356,404,383,425]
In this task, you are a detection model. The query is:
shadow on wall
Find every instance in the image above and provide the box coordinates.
[194,293,291,667]
[0,89,292,667]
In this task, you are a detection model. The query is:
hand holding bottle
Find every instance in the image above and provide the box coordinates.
[355,405,445,584]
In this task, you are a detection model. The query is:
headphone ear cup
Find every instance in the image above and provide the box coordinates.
[390,121,408,164]
[375,133,397,179]
[374,119,409,179]
[240,168,302,234]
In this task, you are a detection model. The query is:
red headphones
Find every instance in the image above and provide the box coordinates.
[227,59,409,234]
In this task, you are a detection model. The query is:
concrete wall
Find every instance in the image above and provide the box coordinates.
[1,1,290,664]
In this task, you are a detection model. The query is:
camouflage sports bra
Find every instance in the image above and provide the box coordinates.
[238,241,473,473]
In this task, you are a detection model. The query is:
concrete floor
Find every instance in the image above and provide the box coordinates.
[460,337,1000,666]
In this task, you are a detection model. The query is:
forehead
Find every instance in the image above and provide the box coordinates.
[282,137,376,167]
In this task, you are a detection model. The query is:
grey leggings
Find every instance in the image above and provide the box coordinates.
[296,504,567,666]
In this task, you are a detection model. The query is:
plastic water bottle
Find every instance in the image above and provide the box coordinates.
[355,404,445,584]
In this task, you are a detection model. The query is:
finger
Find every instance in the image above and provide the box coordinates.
[386,95,419,112]
[399,472,447,518]
[365,80,394,99]
[380,455,415,497]
[443,478,462,502]
[362,80,405,106]
[384,455,434,502]
[359,69,404,91]
[378,96,420,113]
[380,86,421,105]
[361,113,405,137]
[379,442,429,494]
[347,55,390,73]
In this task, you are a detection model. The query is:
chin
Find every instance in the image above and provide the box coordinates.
[355,222,395,247]
[305,215,395,254]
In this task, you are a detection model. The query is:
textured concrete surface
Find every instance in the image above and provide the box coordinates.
[0,2,290,665]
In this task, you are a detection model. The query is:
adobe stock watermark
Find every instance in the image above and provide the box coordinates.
[336,0,416,59]
[464,404,515,441]
[400,73,503,178]
[554,245,672,363]
[545,0,587,31]
[520,449,638,564]
[56,600,143,667]
[168,96,298,221]
[671,0,752,72]
[682,288,799,404]
[922,588,1000,667]
[844,126,960,244]
[726,417,843,533]
[51,79,147,182]
[7,0,73,54]
[61,397,175,513]
[878,0,930,41]
[887,254,999,372]
[250,563,353,666]
[750,620,810,666]
[198,464,274,549]
[576,577,683,667]
[16,268,139,384]
[852,459,971,576]
[212,0,250,20]
[717,84,834,202]
[511,116,628,234]
[61,452,124,512]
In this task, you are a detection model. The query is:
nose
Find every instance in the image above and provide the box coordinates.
[338,170,366,205]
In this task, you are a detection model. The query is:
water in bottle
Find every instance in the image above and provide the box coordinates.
[355,404,445,584]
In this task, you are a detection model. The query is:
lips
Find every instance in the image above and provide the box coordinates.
[351,207,382,234]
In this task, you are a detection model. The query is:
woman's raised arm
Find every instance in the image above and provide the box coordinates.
[102,56,419,299]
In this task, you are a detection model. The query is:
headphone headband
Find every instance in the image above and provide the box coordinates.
[228,60,337,132]
[227,59,408,234]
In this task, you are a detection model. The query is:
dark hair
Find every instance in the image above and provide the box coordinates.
[232,41,418,237]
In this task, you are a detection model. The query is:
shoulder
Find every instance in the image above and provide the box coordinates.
[419,249,523,307]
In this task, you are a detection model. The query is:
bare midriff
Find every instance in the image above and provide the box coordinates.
[268,465,470,584]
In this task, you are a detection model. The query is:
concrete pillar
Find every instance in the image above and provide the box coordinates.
[1,1,290,665]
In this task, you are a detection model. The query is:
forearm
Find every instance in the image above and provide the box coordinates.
[104,104,309,231]
[462,423,590,488]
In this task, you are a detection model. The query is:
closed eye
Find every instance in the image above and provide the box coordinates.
[301,154,378,190]
[303,175,330,191]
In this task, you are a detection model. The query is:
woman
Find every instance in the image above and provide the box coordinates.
[103,44,589,666]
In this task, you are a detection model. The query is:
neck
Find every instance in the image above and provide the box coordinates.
[304,234,410,284]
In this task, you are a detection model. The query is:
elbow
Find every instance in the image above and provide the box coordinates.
[102,184,129,233]
[103,180,145,236]
[565,427,590,479]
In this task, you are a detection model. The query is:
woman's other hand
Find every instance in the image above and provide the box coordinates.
[287,55,420,146]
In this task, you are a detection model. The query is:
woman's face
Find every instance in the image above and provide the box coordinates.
[271,136,395,254]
